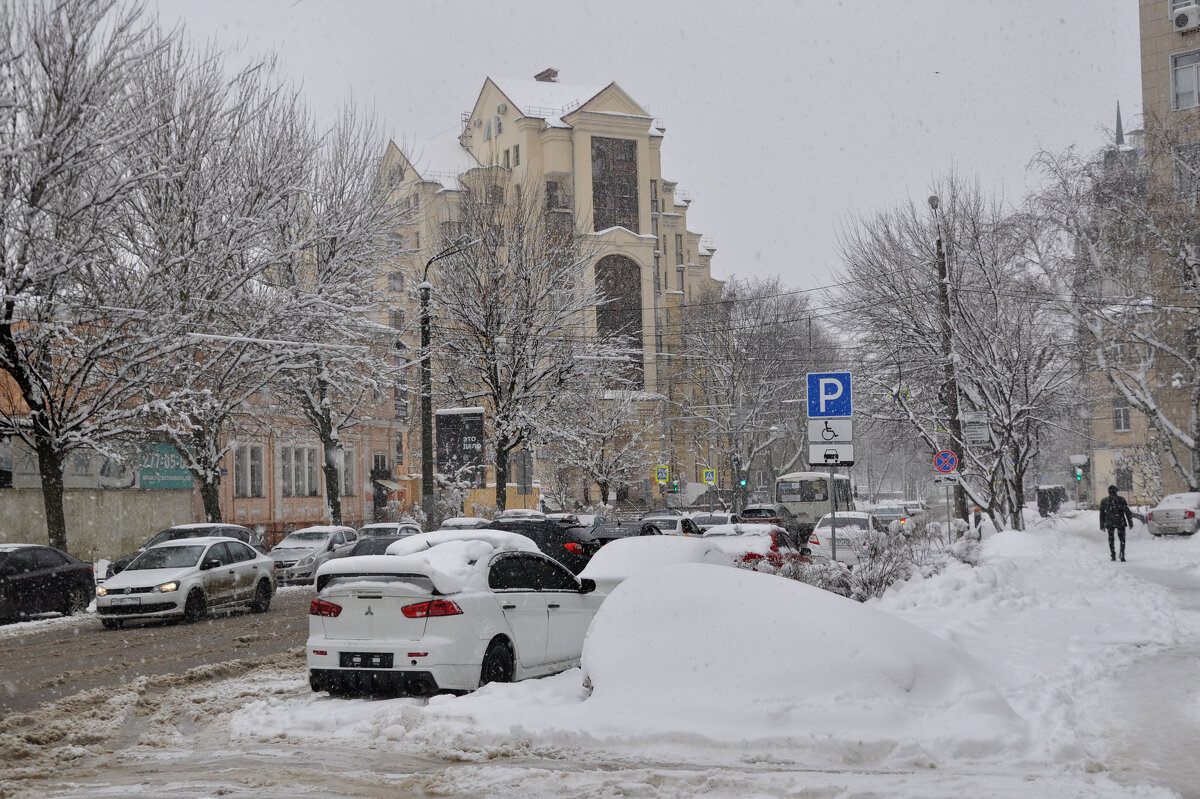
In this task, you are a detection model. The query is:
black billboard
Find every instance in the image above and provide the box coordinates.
[436,408,486,488]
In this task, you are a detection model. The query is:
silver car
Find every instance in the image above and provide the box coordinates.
[96,536,276,628]
[270,526,358,585]
[1147,493,1200,536]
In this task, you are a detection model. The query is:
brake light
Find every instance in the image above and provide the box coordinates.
[309,598,342,617]
[563,542,584,555]
[742,552,764,562]
[402,599,463,618]
[1148,511,1154,522]
[312,649,328,656]
[1187,511,1196,520]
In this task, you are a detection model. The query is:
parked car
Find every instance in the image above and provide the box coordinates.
[590,520,663,547]
[739,503,803,536]
[578,535,733,595]
[870,505,909,531]
[96,536,275,628]
[347,535,408,557]
[1147,492,1200,536]
[493,508,546,522]
[487,519,601,573]
[809,511,877,567]
[639,514,702,536]
[690,512,741,532]
[357,522,423,538]
[269,525,359,585]
[701,524,811,571]
[106,523,262,580]
[307,529,602,696]
[0,544,95,623]
[437,517,492,530]
[899,500,927,522]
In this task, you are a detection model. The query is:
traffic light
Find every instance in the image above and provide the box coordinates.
[1074,466,1084,481]
[669,480,679,493]
[738,478,747,487]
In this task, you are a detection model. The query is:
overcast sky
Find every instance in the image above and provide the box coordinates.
[153,0,1141,291]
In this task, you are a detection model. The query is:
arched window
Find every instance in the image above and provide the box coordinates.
[484,121,492,141]
[494,116,503,135]
[595,254,644,387]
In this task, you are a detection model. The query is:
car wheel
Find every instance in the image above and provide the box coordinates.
[249,579,272,613]
[62,585,92,616]
[182,590,207,623]
[100,618,122,630]
[479,638,515,686]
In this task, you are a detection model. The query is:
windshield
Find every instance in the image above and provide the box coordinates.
[277,531,330,547]
[741,508,775,519]
[350,538,401,556]
[777,479,827,503]
[145,528,214,547]
[128,545,205,570]
[692,515,727,526]
[816,517,869,530]
[644,518,680,531]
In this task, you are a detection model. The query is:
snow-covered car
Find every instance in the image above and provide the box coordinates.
[493,508,546,522]
[590,520,662,546]
[270,525,358,585]
[808,511,876,566]
[690,512,741,532]
[357,522,423,538]
[306,529,601,696]
[96,536,275,628]
[701,524,811,570]
[739,504,803,536]
[105,522,262,579]
[870,505,909,531]
[1147,493,1200,536]
[578,535,733,595]
[437,517,491,530]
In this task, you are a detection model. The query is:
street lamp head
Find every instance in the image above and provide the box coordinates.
[927,195,940,211]
[452,234,471,246]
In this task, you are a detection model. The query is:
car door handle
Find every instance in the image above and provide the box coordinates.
[547,603,560,609]
[502,603,516,610]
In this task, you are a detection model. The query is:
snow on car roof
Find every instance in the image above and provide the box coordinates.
[702,523,781,537]
[701,533,776,557]
[168,522,248,530]
[1155,493,1200,508]
[145,536,234,548]
[292,525,354,534]
[817,511,872,521]
[580,536,733,584]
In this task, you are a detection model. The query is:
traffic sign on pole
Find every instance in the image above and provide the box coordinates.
[809,443,855,468]
[934,450,958,473]
[806,372,853,418]
[702,469,716,485]
[808,418,853,443]
[655,466,670,483]
[932,473,959,486]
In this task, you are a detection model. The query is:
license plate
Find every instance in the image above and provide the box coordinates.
[110,596,140,606]
[339,652,393,668]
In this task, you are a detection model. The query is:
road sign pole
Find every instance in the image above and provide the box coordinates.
[829,466,837,562]
[945,485,953,543]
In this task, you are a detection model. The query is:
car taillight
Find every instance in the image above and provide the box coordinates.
[742,553,764,561]
[1147,511,1154,522]
[563,542,584,555]
[310,598,342,617]
[402,599,463,618]
[1187,511,1196,519]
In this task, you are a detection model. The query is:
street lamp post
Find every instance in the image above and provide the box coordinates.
[419,234,475,522]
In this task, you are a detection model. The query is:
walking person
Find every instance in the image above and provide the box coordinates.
[1099,484,1134,562]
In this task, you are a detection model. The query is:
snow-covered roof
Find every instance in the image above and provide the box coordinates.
[401,132,479,190]
[491,77,608,128]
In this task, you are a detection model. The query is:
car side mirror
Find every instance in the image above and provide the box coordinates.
[578,578,596,594]
[201,557,221,570]
[800,547,812,557]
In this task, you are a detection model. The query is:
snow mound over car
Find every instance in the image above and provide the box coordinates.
[580,563,1027,759]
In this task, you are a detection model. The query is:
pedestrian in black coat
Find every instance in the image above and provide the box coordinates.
[1099,484,1134,562]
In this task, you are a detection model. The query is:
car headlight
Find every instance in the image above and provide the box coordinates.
[96,586,108,597]
[296,554,316,569]
[157,581,179,593]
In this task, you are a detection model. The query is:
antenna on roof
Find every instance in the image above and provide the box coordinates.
[534,68,559,83]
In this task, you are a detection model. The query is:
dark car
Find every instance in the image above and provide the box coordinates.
[740,503,802,536]
[106,523,262,579]
[591,520,663,547]
[346,535,408,557]
[0,544,95,623]
[488,519,601,573]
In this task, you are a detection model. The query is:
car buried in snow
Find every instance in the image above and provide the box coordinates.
[306,529,602,697]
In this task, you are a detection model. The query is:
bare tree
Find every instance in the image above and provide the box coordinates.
[430,171,617,511]
[0,0,169,549]
[117,39,314,521]
[682,276,835,511]
[268,106,413,525]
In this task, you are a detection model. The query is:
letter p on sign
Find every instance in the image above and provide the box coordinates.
[806,372,852,418]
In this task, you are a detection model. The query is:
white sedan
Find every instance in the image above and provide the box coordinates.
[306,529,602,696]
[96,536,276,628]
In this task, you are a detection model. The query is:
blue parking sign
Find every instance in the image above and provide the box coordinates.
[807,372,852,418]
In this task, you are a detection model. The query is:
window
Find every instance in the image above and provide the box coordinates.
[484,120,492,141]
[651,216,658,236]
[494,115,502,135]
[650,179,658,212]
[525,556,579,591]
[282,445,320,497]
[388,272,404,293]
[389,310,405,329]
[675,234,684,265]
[755,470,767,489]
[1112,397,1131,433]
[1173,51,1200,110]
[503,149,510,169]
[1173,0,1194,13]
[488,554,536,590]
[677,265,685,290]
[339,449,355,497]
[513,144,519,166]
[591,136,639,232]
[373,452,389,474]
[1175,143,1200,198]
[234,444,264,498]
[486,184,505,205]
[1115,464,1134,492]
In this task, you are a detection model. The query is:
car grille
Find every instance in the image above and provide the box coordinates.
[103,602,177,615]
[108,586,155,595]
[275,560,298,568]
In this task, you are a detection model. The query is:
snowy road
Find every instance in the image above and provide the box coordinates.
[2,514,1198,798]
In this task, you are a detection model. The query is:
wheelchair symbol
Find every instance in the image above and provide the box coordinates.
[821,421,838,441]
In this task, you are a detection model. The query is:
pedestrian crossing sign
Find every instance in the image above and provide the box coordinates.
[702,469,716,485]
[655,466,670,483]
